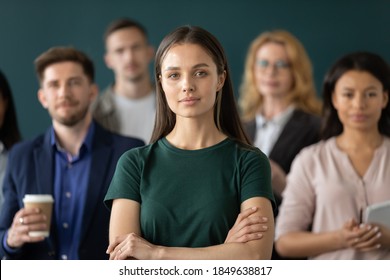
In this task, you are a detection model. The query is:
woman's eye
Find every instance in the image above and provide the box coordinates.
[168,73,179,79]
[195,71,207,77]
[367,92,377,97]
[342,92,353,98]
[256,59,269,68]
[274,60,290,69]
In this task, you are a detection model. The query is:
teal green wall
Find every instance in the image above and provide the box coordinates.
[1,0,389,139]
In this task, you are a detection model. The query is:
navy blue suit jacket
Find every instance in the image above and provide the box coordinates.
[0,122,144,259]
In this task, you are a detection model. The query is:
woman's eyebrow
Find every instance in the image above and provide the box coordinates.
[163,63,210,71]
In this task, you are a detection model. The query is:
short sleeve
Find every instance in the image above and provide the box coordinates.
[240,148,275,208]
[104,149,142,209]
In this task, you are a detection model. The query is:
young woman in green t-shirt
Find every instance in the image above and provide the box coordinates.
[105,25,275,259]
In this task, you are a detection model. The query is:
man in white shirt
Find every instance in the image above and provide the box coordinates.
[92,18,155,143]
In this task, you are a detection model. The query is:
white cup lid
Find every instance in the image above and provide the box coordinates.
[23,194,54,203]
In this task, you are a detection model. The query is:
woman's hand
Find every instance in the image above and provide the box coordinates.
[224,206,269,243]
[352,223,387,252]
[107,232,159,260]
[338,219,382,251]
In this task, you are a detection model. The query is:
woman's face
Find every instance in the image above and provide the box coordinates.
[159,43,225,121]
[254,42,293,99]
[332,70,388,133]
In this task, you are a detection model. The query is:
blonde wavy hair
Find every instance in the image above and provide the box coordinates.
[239,30,321,122]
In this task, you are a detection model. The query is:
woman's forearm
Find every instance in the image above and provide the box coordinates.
[156,237,274,260]
[275,231,343,258]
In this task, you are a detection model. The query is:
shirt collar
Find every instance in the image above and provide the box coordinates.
[50,121,95,154]
[256,105,295,128]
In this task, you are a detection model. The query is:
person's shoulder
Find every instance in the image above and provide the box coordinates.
[295,138,333,161]
[110,132,145,147]
[122,141,154,154]
[97,86,114,100]
[97,125,145,149]
[117,141,157,165]
[383,136,390,146]
[91,86,114,112]
[8,132,47,158]
[292,109,321,126]
[378,136,390,153]
[232,140,268,160]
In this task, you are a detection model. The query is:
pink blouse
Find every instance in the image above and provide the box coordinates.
[276,137,390,259]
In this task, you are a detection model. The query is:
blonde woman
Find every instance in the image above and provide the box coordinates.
[239,30,321,204]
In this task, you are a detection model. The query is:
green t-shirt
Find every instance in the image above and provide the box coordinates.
[105,138,273,247]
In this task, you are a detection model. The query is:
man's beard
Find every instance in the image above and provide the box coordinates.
[125,72,145,83]
[52,107,89,127]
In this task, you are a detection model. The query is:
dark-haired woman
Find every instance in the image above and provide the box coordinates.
[0,70,21,209]
[104,26,275,260]
[275,52,390,259]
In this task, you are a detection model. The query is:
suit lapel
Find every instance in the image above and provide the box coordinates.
[244,119,257,144]
[269,110,301,163]
[33,129,58,253]
[33,130,54,195]
[79,125,112,243]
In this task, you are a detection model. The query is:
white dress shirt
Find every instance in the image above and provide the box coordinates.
[254,106,295,156]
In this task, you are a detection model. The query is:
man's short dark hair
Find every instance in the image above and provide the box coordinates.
[104,18,148,42]
[34,46,95,83]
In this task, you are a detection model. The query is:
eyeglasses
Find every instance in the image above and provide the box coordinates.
[256,59,290,71]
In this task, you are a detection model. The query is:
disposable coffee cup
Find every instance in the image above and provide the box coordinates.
[23,194,54,237]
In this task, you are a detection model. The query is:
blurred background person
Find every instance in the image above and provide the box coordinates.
[275,52,390,259]
[0,70,21,209]
[0,69,22,209]
[92,18,155,143]
[0,47,144,259]
[239,30,322,207]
